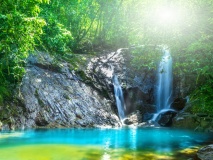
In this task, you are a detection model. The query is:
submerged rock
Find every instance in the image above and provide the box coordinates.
[13,52,120,129]
[197,144,213,160]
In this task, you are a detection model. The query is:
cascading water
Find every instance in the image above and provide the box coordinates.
[112,75,126,120]
[156,48,173,112]
[151,48,173,122]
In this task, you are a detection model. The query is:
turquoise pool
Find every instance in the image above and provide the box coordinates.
[0,128,212,160]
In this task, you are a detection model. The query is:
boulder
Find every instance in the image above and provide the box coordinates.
[123,110,142,126]
[170,97,187,111]
[156,110,177,127]
[197,144,213,160]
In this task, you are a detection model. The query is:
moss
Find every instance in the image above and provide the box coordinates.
[0,104,18,124]
[0,85,12,105]
[59,53,86,71]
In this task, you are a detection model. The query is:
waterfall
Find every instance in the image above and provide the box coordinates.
[112,75,126,120]
[156,48,173,112]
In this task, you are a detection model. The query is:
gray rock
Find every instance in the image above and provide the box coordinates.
[14,52,120,129]
[197,144,213,160]
[123,110,142,126]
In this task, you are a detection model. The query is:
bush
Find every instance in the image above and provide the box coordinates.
[191,80,213,115]
[41,20,73,53]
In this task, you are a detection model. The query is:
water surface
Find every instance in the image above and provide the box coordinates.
[0,128,212,160]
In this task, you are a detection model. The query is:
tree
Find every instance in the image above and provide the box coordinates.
[0,0,49,103]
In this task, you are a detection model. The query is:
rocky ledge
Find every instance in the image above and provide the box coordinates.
[173,112,213,132]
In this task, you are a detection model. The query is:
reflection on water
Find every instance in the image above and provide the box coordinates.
[102,137,111,160]
[0,128,212,160]
[0,132,24,139]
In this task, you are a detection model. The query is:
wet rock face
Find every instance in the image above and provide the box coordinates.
[170,98,187,111]
[85,49,127,101]
[123,87,154,115]
[197,144,213,160]
[84,48,155,117]
[15,52,120,129]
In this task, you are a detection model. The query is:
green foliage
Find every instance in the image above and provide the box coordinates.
[190,80,213,114]
[41,20,73,53]
[40,0,100,52]
[39,0,128,51]
[0,104,19,122]
[178,41,213,114]
[0,0,48,103]
[0,0,213,117]
[130,46,162,70]
[59,53,87,70]
[0,85,11,105]
[94,0,127,47]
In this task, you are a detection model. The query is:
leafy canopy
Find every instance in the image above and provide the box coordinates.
[0,0,212,114]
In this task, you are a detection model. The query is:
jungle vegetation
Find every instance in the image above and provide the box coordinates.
[0,0,212,114]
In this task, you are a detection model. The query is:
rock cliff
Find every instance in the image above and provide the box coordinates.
[5,52,120,130]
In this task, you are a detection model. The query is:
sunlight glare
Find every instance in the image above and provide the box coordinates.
[155,6,181,25]
[160,9,175,22]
